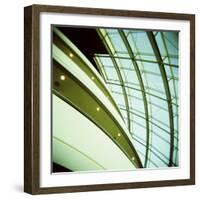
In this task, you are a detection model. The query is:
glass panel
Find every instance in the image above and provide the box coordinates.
[125,81,141,90]
[104,66,118,81]
[145,72,165,92]
[128,32,156,61]
[121,68,139,86]
[111,92,125,107]
[147,86,166,99]
[173,114,179,132]
[137,61,160,74]
[128,95,145,116]
[109,84,123,93]
[151,104,169,127]
[150,144,169,164]
[115,58,133,70]
[172,67,179,79]
[149,151,167,167]
[155,32,166,59]
[106,28,118,35]
[132,116,146,142]
[148,161,158,168]
[99,56,114,67]
[133,139,146,164]
[170,57,179,65]
[168,79,176,99]
[107,32,128,54]
[163,32,178,57]
[120,109,128,120]
[152,134,170,159]
[151,124,170,142]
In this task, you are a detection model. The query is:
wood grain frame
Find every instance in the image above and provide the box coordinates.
[24,4,195,194]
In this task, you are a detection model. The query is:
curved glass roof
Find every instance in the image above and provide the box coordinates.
[94,28,179,168]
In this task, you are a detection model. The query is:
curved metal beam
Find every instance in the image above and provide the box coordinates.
[161,32,178,105]
[53,28,123,119]
[118,30,150,168]
[53,61,143,168]
[147,31,175,166]
[160,32,179,165]
[97,30,131,132]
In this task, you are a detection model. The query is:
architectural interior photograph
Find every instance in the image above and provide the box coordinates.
[52,26,179,173]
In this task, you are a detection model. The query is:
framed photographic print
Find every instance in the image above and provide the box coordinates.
[24,4,195,194]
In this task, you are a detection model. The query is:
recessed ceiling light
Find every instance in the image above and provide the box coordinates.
[132,157,135,161]
[60,75,66,81]
[91,76,95,80]
[69,53,74,58]
[96,107,100,111]
[117,133,121,137]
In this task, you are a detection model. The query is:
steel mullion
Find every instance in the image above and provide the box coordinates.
[118,30,150,168]
[127,33,154,164]
[95,53,178,68]
[106,80,179,107]
[94,53,179,68]
[98,30,132,132]
[160,33,178,105]
[160,33,179,136]
[147,31,175,166]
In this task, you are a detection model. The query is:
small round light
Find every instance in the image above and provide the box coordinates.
[60,75,66,81]
[117,133,121,137]
[91,76,95,80]
[131,157,135,161]
[96,107,100,111]
[69,53,74,58]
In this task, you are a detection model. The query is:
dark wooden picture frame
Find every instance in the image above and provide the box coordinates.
[24,4,195,195]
